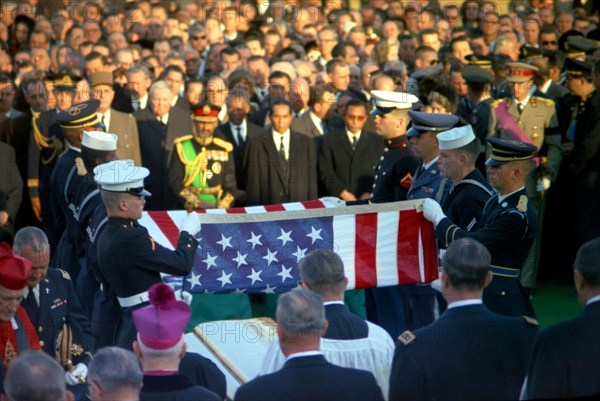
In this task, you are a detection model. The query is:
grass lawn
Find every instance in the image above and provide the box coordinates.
[532,282,582,328]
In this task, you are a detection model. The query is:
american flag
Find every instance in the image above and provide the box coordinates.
[140,199,438,294]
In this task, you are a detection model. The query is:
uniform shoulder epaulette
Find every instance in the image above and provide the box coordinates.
[522,315,539,326]
[75,157,87,176]
[398,330,416,346]
[532,96,554,107]
[57,269,71,280]
[174,135,193,144]
[213,137,233,152]
[516,195,528,212]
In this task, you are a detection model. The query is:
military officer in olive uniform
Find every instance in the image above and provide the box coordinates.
[488,62,562,293]
[365,90,420,338]
[423,138,538,318]
[14,226,94,388]
[169,103,237,210]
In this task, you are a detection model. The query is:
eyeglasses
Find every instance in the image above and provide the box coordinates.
[542,41,557,45]
[430,59,440,66]
[346,115,367,121]
[192,35,206,40]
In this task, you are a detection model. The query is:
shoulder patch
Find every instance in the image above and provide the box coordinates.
[213,137,233,152]
[57,269,71,280]
[522,316,539,326]
[517,195,528,212]
[174,135,193,144]
[398,330,416,346]
[399,172,413,189]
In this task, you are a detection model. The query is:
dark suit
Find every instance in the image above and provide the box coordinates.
[435,189,537,317]
[235,354,384,401]
[180,352,227,401]
[140,374,220,401]
[318,128,384,198]
[135,107,193,210]
[172,95,191,112]
[389,304,537,401]
[105,108,142,166]
[21,268,94,366]
[291,111,344,139]
[244,131,318,205]
[527,300,600,399]
[324,303,368,340]
[0,142,22,242]
[213,120,266,191]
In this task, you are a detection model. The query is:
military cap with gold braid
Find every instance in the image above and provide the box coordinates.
[506,62,538,83]
[56,99,101,129]
[49,72,83,92]
[486,137,538,167]
[192,103,221,122]
[464,54,493,70]
[564,57,592,79]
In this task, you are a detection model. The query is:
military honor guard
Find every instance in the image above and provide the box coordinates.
[488,62,562,293]
[51,99,102,282]
[404,111,457,329]
[133,283,221,401]
[0,243,40,371]
[95,160,202,349]
[13,227,94,388]
[364,90,420,338]
[423,138,538,318]
[389,238,538,401]
[169,103,237,210]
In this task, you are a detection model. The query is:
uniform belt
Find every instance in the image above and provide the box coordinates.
[117,291,150,308]
[117,288,186,308]
[491,266,520,278]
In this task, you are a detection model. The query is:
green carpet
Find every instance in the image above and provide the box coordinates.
[532,282,582,328]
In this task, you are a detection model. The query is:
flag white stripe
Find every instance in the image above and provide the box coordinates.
[418,225,425,282]
[376,211,399,286]
[242,206,267,214]
[282,202,306,211]
[333,214,356,290]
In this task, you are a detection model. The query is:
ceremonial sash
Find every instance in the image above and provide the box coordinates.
[495,102,535,145]
[181,140,217,204]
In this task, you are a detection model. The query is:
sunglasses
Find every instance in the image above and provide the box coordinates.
[192,35,206,40]
[542,41,557,45]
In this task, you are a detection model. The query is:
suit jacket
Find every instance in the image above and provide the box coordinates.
[324,303,368,340]
[135,107,193,210]
[107,108,142,166]
[141,374,220,401]
[0,142,22,240]
[527,300,600,399]
[318,127,383,197]
[180,352,227,401]
[235,354,383,401]
[20,268,94,366]
[291,112,345,139]
[244,131,318,205]
[172,95,191,112]
[213,120,267,190]
[389,304,537,401]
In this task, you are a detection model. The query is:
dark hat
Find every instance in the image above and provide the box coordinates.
[0,242,32,290]
[132,283,191,350]
[14,15,35,31]
[506,62,538,83]
[461,65,494,84]
[486,137,538,167]
[464,54,493,70]
[566,35,599,54]
[94,159,151,197]
[558,30,584,52]
[519,46,544,62]
[192,103,221,122]
[407,111,458,138]
[50,72,83,92]
[564,57,592,79]
[56,99,101,129]
[587,28,600,42]
[370,90,418,117]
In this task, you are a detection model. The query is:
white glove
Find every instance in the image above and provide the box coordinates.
[65,363,87,386]
[180,212,201,236]
[319,196,346,207]
[430,279,442,293]
[181,290,193,305]
[536,177,551,192]
[423,198,446,226]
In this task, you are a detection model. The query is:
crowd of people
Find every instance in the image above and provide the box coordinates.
[1,0,600,399]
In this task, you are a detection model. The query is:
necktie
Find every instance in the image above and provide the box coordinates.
[517,103,524,114]
[132,98,139,111]
[236,127,244,146]
[351,135,357,150]
[26,287,39,326]
[279,135,286,162]
[321,121,328,135]
[101,115,107,132]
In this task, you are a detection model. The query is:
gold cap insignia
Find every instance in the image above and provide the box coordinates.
[67,103,87,116]
[203,104,211,114]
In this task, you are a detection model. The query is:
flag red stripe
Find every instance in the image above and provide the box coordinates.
[396,210,421,284]
[355,213,378,288]
[420,216,438,282]
[264,204,286,212]
[301,200,325,209]
[149,211,180,248]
